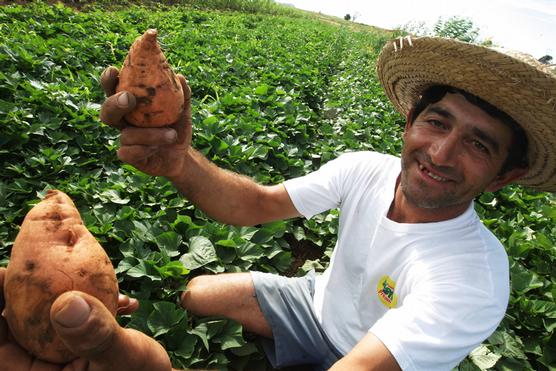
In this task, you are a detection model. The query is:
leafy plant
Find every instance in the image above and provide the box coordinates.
[0,2,554,370]
[433,16,479,43]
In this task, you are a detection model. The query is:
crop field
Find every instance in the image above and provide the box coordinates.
[0,1,554,370]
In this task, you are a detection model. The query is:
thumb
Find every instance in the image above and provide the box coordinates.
[51,292,172,371]
[99,91,137,129]
[51,292,118,359]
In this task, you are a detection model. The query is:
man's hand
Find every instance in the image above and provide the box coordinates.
[328,332,401,371]
[99,66,193,180]
[100,66,299,226]
[0,267,173,371]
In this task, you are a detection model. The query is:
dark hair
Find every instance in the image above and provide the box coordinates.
[408,85,529,174]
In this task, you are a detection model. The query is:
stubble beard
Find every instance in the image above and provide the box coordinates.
[399,174,460,209]
[400,155,463,210]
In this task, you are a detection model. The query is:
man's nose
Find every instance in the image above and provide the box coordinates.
[429,134,459,166]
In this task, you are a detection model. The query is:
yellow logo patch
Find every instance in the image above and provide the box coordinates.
[377,275,398,308]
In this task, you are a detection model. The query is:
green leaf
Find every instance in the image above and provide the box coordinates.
[216,239,238,248]
[190,322,210,351]
[212,320,246,350]
[488,330,528,360]
[456,357,482,371]
[255,84,269,95]
[99,189,130,204]
[239,226,258,240]
[155,260,190,279]
[155,231,182,257]
[180,236,218,270]
[147,302,186,338]
[236,242,263,263]
[131,220,156,242]
[229,341,259,357]
[510,263,544,294]
[126,300,154,334]
[251,220,287,244]
[292,225,306,240]
[469,345,501,370]
[127,260,161,281]
[202,115,219,126]
[173,333,198,358]
[524,299,556,317]
[115,257,138,274]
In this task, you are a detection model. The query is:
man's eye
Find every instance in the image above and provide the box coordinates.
[473,140,489,153]
[427,120,444,128]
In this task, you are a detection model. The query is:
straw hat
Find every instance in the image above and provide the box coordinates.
[376,36,556,192]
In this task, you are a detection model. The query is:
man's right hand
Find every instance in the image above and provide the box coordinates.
[100,66,299,227]
[99,66,192,180]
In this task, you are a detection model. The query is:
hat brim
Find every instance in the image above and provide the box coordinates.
[376,36,556,192]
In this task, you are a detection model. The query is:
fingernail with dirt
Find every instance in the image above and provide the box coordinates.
[117,92,129,107]
[165,130,177,143]
[54,294,91,328]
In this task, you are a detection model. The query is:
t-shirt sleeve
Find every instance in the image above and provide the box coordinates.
[369,281,508,371]
[283,152,383,219]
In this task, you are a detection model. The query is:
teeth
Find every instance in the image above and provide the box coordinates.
[419,164,448,182]
[427,172,447,182]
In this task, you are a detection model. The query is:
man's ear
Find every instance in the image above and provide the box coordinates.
[404,108,415,134]
[485,167,529,192]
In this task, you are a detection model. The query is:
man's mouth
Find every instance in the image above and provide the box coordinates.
[418,163,450,182]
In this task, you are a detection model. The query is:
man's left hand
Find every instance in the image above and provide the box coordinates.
[0,267,173,371]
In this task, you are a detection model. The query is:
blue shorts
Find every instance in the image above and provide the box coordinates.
[250,271,343,370]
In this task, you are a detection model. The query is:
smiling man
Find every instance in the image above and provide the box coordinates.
[393,86,528,222]
[97,36,556,370]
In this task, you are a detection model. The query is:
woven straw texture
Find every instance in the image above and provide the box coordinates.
[377,36,556,192]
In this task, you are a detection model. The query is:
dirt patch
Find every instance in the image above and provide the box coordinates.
[283,234,325,277]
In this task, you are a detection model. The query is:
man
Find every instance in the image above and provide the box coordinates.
[99,35,556,370]
[8,36,553,370]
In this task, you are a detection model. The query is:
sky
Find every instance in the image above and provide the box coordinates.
[275,0,556,59]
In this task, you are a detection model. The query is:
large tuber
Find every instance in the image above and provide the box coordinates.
[116,29,184,127]
[3,190,119,363]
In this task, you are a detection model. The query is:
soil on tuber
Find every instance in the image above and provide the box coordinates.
[3,190,119,363]
[116,29,184,127]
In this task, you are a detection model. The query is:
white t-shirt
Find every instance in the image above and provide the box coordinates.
[283,151,510,371]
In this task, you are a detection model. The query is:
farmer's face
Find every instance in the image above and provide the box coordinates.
[399,93,517,218]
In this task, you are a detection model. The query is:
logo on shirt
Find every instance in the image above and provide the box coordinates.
[377,275,398,308]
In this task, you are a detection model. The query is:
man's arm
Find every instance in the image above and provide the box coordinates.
[329,332,401,371]
[100,67,300,226]
[168,149,300,226]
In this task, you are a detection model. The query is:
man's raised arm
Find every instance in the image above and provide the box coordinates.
[99,67,300,226]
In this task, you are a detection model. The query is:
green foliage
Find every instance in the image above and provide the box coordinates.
[0,2,389,369]
[26,0,302,16]
[399,15,487,45]
[0,2,554,370]
[433,16,479,43]
[473,188,556,371]
[181,0,296,15]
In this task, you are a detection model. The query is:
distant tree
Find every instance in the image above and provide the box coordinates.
[398,16,489,45]
[399,20,430,36]
[539,55,553,64]
[344,14,351,21]
[433,16,479,43]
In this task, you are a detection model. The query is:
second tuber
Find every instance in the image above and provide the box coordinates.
[3,190,119,363]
